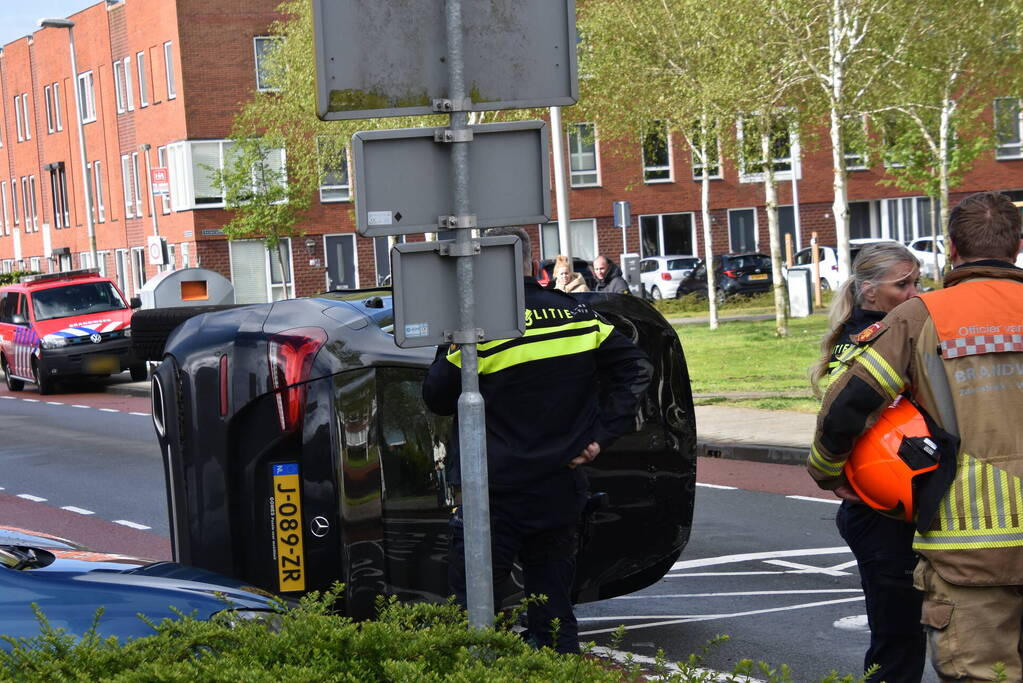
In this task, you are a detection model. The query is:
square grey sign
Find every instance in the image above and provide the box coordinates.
[313,0,578,120]
[352,121,551,237]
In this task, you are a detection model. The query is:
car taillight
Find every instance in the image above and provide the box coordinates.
[723,269,738,279]
[268,327,327,432]
[660,272,672,281]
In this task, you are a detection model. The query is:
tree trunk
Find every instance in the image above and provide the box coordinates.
[699,116,719,330]
[274,238,289,299]
[762,129,787,337]
[938,99,952,279]
[829,2,851,283]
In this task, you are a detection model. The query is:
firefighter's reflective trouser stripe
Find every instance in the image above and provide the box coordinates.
[445,319,615,374]
[914,452,1023,550]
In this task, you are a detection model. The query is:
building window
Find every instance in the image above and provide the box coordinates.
[880,196,932,242]
[14,94,29,141]
[254,37,282,92]
[49,164,68,229]
[26,176,38,232]
[0,181,8,235]
[166,243,176,270]
[30,257,40,273]
[77,71,96,123]
[114,60,126,113]
[844,115,869,171]
[318,139,350,202]
[157,146,170,213]
[136,52,149,107]
[52,82,63,131]
[44,85,54,133]
[91,160,106,223]
[230,239,294,303]
[539,218,598,261]
[639,213,696,257]
[181,242,190,268]
[995,97,1022,160]
[19,94,31,140]
[568,123,599,187]
[164,42,176,99]
[738,116,795,182]
[728,208,758,252]
[115,249,129,294]
[131,152,142,217]
[131,246,147,294]
[691,127,722,180]
[642,124,672,182]
[11,179,18,227]
[121,154,136,218]
[168,140,285,209]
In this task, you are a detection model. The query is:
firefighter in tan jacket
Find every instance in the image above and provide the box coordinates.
[808,192,1023,682]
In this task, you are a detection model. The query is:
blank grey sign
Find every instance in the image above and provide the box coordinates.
[391,237,525,348]
[353,121,551,237]
[312,0,578,120]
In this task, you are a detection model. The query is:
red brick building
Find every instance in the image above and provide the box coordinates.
[1,0,1021,302]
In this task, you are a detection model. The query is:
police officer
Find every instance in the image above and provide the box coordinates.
[809,192,1023,681]
[422,226,651,654]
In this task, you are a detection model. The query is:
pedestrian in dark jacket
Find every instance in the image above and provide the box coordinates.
[592,255,630,294]
[422,226,651,654]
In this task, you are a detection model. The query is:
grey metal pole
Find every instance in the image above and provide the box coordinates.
[550,106,572,261]
[139,144,162,271]
[445,0,494,628]
[65,26,97,269]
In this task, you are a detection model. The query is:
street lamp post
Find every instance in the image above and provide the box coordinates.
[39,18,97,270]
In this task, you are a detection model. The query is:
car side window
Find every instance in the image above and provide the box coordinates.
[17,294,29,322]
[0,293,11,323]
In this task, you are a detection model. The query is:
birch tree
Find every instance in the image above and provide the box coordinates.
[880,0,1023,274]
[576,0,735,329]
[765,0,920,282]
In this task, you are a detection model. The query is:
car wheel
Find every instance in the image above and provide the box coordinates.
[651,286,662,300]
[715,288,727,305]
[129,363,148,382]
[819,279,831,292]
[2,356,24,392]
[33,362,55,396]
[131,305,239,361]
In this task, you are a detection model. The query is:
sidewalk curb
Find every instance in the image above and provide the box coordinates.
[698,440,808,467]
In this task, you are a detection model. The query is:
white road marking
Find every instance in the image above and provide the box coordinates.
[590,646,763,683]
[62,506,95,515]
[17,494,47,502]
[697,482,738,490]
[834,615,869,631]
[671,547,850,571]
[578,596,865,635]
[114,520,150,530]
[99,408,120,413]
[0,396,13,399]
[787,494,841,505]
[46,401,63,405]
[614,589,862,600]
[763,559,853,576]
[72,404,89,408]
[128,412,150,416]
[22,399,39,403]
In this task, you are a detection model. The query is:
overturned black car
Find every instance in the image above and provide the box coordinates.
[138,289,696,617]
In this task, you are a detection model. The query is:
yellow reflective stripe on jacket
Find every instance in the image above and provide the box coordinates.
[855,347,903,400]
[445,319,614,373]
[808,444,843,478]
[914,453,1023,550]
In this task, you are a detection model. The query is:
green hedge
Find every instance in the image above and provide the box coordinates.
[0,271,38,286]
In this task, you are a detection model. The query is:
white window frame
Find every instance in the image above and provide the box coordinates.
[539,218,598,261]
[164,42,176,99]
[130,246,147,294]
[317,138,350,202]
[52,82,63,131]
[136,51,148,107]
[11,179,18,226]
[14,96,23,141]
[229,238,296,303]
[20,94,30,140]
[123,57,134,111]
[157,146,171,213]
[91,160,106,223]
[994,97,1023,160]
[880,196,932,242]
[77,71,96,123]
[131,152,142,216]
[115,248,129,294]
[0,181,8,235]
[691,135,723,181]
[170,139,286,209]
[736,116,800,183]
[30,256,40,273]
[113,60,126,113]
[121,154,135,218]
[568,122,600,188]
[44,85,54,133]
[181,242,190,268]
[642,125,673,183]
[727,207,760,252]
[26,176,38,232]
[253,36,281,92]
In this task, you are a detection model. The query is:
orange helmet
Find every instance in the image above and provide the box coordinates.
[844,397,941,522]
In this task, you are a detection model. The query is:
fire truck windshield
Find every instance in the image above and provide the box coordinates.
[31,282,128,321]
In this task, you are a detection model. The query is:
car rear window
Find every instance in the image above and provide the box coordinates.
[667,258,698,270]
[31,282,128,321]
[725,255,769,270]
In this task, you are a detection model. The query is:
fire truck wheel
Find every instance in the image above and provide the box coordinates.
[2,356,24,391]
[33,362,55,396]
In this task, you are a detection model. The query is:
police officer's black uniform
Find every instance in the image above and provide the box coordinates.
[832,307,925,683]
[422,277,650,653]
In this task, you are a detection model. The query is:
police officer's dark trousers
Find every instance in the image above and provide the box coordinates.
[448,469,587,655]
[836,500,925,683]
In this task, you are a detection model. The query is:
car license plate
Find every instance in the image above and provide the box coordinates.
[83,355,119,374]
[271,463,305,592]
[749,273,768,281]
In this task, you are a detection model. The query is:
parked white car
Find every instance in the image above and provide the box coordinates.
[906,236,947,279]
[787,238,900,291]
[639,255,700,299]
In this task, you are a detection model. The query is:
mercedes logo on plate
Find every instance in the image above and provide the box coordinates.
[89,333,102,344]
[310,516,330,538]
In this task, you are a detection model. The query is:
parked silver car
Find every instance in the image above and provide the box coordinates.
[639,255,700,299]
